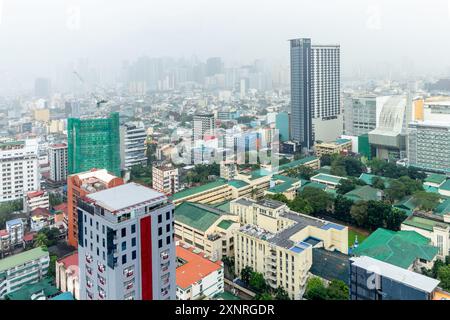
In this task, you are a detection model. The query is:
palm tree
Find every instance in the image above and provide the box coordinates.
[34,233,48,248]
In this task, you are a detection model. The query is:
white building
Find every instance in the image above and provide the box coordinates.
[193,114,215,142]
[0,247,50,299]
[0,139,40,202]
[344,94,378,136]
[56,252,80,300]
[48,143,68,183]
[78,183,176,300]
[26,190,49,212]
[176,244,224,300]
[120,123,147,170]
[152,164,180,195]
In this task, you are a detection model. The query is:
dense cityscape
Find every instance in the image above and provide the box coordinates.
[1,0,450,306]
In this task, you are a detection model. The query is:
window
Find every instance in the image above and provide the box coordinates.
[122,241,127,251]
[132,251,136,260]
[166,236,170,245]
[131,224,136,234]
[158,227,162,236]
[166,224,170,232]
[166,211,170,220]
[122,255,127,264]
[121,228,126,237]
[158,239,163,248]
[131,238,136,247]
[158,214,162,224]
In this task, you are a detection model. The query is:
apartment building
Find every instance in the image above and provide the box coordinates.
[55,252,79,300]
[152,164,180,195]
[25,190,49,212]
[119,122,147,171]
[67,169,124,248]
[176,244,224,300]
[231,197,348,299]
[0,248,50,299]
[174,202,239,260]
[78,183,176,300]
[0,140,39,202]
[48,143,68,183]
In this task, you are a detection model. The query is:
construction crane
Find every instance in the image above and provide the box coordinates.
[72,71,108,108]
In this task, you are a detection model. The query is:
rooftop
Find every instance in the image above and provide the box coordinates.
[4,278,59,300]
[227,179,249,189]
[352,228,438,269]
[311,173,345,185]
[175,202,227,232]
[350,256,440,293]
[344,185,381,202]
[86,182,166,213]
[176,245,222,289]
[424,174,447,186]
[439,179,450,191]
[402,213,448,232]
[310,247,350,284]
[277,156,318,172]
[170,179,228,201]
[0,247,48,273]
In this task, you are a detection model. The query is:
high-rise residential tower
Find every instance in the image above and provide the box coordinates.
[290,38,313,151]
[48,143,68,183]
[67,113,121,176]
[119,122,147,171]
[78,183,176,300]
[193,114,215,142]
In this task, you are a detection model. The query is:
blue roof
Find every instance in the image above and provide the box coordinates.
[321,223,345,231]
[50,292,74,300]
[6,218,23,227]
[290,241,311,253]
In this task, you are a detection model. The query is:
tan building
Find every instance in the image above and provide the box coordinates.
[152,164,180,195]
[231,197,348,300]
[174,202,240,260]
[55,252,79,300]
[314,139,352,157]
[33,108,50,122]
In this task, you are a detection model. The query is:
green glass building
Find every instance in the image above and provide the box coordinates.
[68,112,121,176]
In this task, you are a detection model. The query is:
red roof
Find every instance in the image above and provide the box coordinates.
[23,233,35,241]
[0,229,9,237]
[27,190,46,198]
[58,252,78,269]
[54,202,68,214]
[176,245,222,289]
[31,207,51,217]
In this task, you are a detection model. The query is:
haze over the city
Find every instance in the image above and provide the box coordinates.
[1,0,450,93]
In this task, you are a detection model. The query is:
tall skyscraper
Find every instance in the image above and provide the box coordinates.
[289,38,313,151]
[78,183,176,300]
[67,169,124,248]
[193,114,215,142]
[67,113,121,176]
[290,39,341,150]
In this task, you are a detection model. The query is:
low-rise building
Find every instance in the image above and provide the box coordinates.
[55,252,79,300]
[176,244,224,300]
[152,164,180,195]
[350,256,440,300]
[26,190,49,212]
[30,207,54,232]
[310,173,347,190]
[0,247,50,299]
[314,139,352,157]
[174,202,239,260]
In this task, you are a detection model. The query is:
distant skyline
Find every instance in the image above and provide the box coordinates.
[1,0,450,93]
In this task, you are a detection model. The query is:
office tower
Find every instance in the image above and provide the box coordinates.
[408,122,450,171]
[119,123,147,171]
[311,45,342,142]
[67,112,121,177]
[206,57,223,76]
[344,94,377,136]
[78,183,176,300]
[152,164,179,195]
[67,169,124,248]
[34,78,51,98]
[349,256,439,300]
[193,114,215,142]
[0,140,39,202]
[48,143,68,183]
[275,112,290,142]
[289,38,313,151]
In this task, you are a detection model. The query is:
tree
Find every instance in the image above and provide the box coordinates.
[333,195,354,223]
[327,280,349,300]
[266,193,290,205]
[274,287,290,300]
[385,208,407,231]
[372,177,386,190]
[398,176,423,195]
[47,255,58,278]
[366,200,392,230]
[34,232,48,248]
[336,179,356,195]
[437,265,450,291]
[254,292,273,300]
[39,227,61,247]
[49,193,63,207]
[320,154,333,167]
[304,277,328,300]
[289,197,314,215]
[297,188,333,216]
[240,266,253,284]
[249,272,268,292]
[412,191,441,211]
[350,201,369,227]
[385,180,407,203]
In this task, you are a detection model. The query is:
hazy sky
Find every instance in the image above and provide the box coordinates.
[1,0,450,87]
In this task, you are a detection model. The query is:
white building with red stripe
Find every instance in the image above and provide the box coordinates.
[77,183,176,300]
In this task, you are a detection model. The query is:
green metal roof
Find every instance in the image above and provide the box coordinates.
[344,185,381,202]
[0,248,48,273]
[170,179,228,201]
[213,201,231,213]
[298,182,326,192]
[352,228,438,269]
[248,168,272,180]
[358,173,390,187]
[311,173,344,185]
[335,138,352,145]
[424,174,447,185]
[174,202,226,232]
[402,216,444,232]
[439,179,450,191]
[268,175,301,193]
[217,220,234,230]
[277,156,318,172]
[434,198,450,216]
[227,179,249,189]
[4,278,58,300]
[424,185,440,194]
